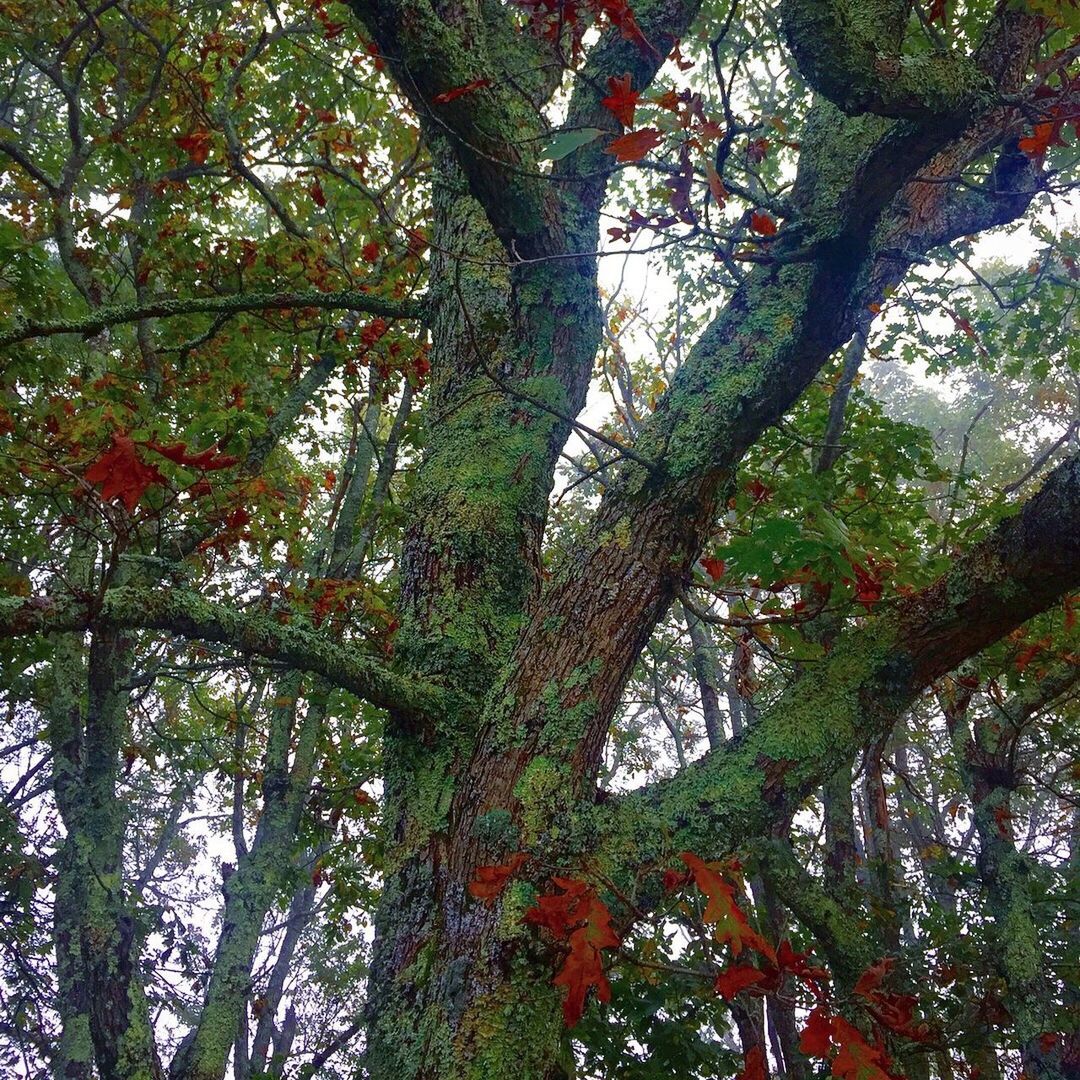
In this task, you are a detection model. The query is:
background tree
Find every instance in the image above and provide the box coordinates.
[0,1,1078,1079]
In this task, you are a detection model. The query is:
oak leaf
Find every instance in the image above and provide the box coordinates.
[714,963,766,1000]
[604,127,662,163]
[468,853,527,905]
[831,1018,894,1080]
[800,1006,833,1057]
[176,129,212,165]
[85,433,166,512]
[525,877,620,1026]
[145,441,240,471]
[749,211,778,236]
[601,73,638,127]
[432,79,492,104]
[737,1045,766,1080]
[680,852,776,961]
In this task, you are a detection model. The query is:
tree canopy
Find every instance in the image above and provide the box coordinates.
[0,1,1078,1079]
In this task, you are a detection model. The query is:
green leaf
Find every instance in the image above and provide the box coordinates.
[537,128,605,162]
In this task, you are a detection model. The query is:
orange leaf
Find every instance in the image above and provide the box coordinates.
[831,1018,893,1080]
[604,127,662,163]
[432,78,492,104]
[525,877,620,1026]
[1018,121,1059,159]
[701,556,726,581]
[800,1006,833,1057]
[176,129,212,165]
[680,853,776,961]
[85,433,166,512]
[601,73,638,128]
[652,89,681,112]
[749,211,778,236]
[737,1046,766,1080]
[145,441,240,472]
[714,964,766,1000]
[705,161,727,207]
[468,853,527,905]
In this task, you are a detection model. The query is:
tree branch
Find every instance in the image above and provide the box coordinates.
[0,288,422,349]
[602,451,1080,878]
[779,0,991,120]
[0,587,448,717]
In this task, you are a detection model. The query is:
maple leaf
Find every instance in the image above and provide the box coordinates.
[601,73,639,127]
[749,211,778,236]
[928,0,947,23]
[432,78,492,104]
[831,1018,894,1080]
[714,963,766,1000]
[680,853,776,961]
[800,1006,834,1057]
[176,129,212,165]
[309,179,327,207]
[468,853,527,905]
[604,127,662,163]
[85,434,167,512]
[737,1045,766,1080]
[145,441,240,471]
[361,241,380,262]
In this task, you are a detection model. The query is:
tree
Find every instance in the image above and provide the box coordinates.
[0,0,1078,1079]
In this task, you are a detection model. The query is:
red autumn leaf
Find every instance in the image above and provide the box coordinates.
[85,433,166,512]
[701,556,726,581]
[800,1006,834,1057]
[854,959,931,1042]
[854,958,893,997]
[1014,636,1050,672]
[746,477,773,502]
[601,73,639,127]
[432,78,492,104]
[662,867,690,891]
[850,559,883,610]
[361,241,380,263]
[705,161,728,207]
[145,441,240,471]
[525,877,620,1026]
[680,853,776,961]
[737,1045,766,1080]
[468,852,528,905]
[714,963,766,1000]
[749,211,778,236]
[604,127,662,163]
[831,1017,894,1080]
[309,179,327,207]
[596,0,650,51]
[928,0,947,23]
[1018,121,1062,159]
[176,129,212,165]
[776,939,830,993]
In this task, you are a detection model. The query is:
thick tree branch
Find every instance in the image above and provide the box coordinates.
[0,288,421,349]
[0,587,448,717]
[603,451,1080,877]
[780,0,991,120]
